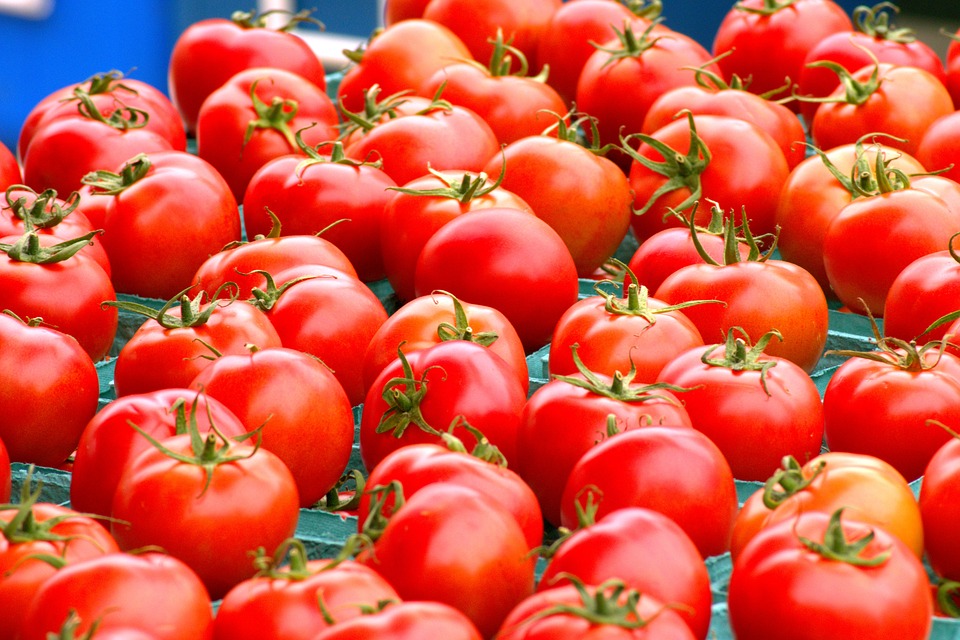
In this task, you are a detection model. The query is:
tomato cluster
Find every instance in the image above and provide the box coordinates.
[5,0,960,637]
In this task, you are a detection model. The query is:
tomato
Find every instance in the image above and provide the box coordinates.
[312,601,483,640]
[537,507,711,639]
[383,0,431,24]
[214,540,401,640]
[362,290,528,396]
[497,578,698,639]
[19,70,186,161]
[414,207,579,352]
[110,427,300,600]
[920,431,960,581]
[248,266,389,406]
[242,140,397,282]
[112,292,282,396]
[822,336,960,481]
[560,425,738,558]
[379,169,532,304]
[481,116,634,278]
[168,8,327,135]
[712,0,853,108]
[17,552,214,640]
[795,3,947,124]
[0,437,8,503]
[0,230,118,363]
[948,27,960,108]
[625,113,789,242]
[196,67,338,202]
[730,452,923,562]
[1,479,120,638]
[70,387,250,517]
[360,339,527,471]
[78,151,241,299]
[727,509,932,640]
[518,347,692,525]
[916,109,960,184]
[0,140,21,187]
[810,62,954,157]
[358,482,536,638]
[884,234,960,343]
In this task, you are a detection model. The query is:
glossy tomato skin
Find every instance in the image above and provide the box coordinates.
[482,134,634,278]
[536,507,712,640]
[916,110,960,184]
[727,511,932,640]
[413,207,580,352]
[920,436,960,581]
[0,438,8,503]
[214,557,400,640]
[823,348,960,481]
[949,31,960,108]
[0,140,20,188]
[360,340,527,470]
[560,425,738,558]
[0,313,99,467]
[884,247,960,343]
[70,388,250,517]
[168,14,327,135]
[311,601,483,640]
[189,347,355,508]
[17,552,214,640]
[358,483,536,639]
[196,67,339,202]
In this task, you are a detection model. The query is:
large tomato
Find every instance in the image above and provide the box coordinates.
[883,233,960,343]
[727,509,932,640]
[920,432,960,582]
[312,601,483,640]
[168,8,327,134]
[916,109,960,185]
[0,141,20,188]
[0,437,8,503]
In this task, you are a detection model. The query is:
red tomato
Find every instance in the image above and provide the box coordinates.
[196,67,339,201]
[17,552,214,640]
[0,437,8,503]
[168,9,328,134]
[413,207,579,352]
[362,290,528,395]
[536,507,712,639]
[948,27,960,107]
[311,601,483,640]
[78,150,241,299]
[358,482,536,638]
[70,387,250,517]
[712,0,853,108]
[0,231,117,363]
[383,0,431,24]
[920,432,960,581]
[214,541,401,640]
[19,70,186,160]
[727,509,932,640]
[916,109,960,185]
[884,236,960,343]
[0,140,21,187]
[242,141,397,282]
[560,425,738,557]
[481,120,634,278]
[112,293,282,396]
[189,347,355,508]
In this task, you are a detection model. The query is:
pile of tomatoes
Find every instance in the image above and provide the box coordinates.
[4,0,960,637]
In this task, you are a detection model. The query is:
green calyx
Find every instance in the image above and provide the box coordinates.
[81,153,152,195]
[315,469,367,514]
[803,134,910,199]
[388,164,504,203]
[621,111,711,217]
[0,228,101,265]
[50,610,105,640]
[74,88,149,131]
[432,290,499,347]
[701,327,782,395]
[4,184,80,229]
[795,44,882,107]
[798,508,891,567]
[358,481,405,543]
[103,283,238,330]
[375,346,442,439]
[231,7,323,32]
[337,84,414,139]
[514,574,664,630]
[247,269,328,313]
[440,415,507,466]
[761,455,826,509]
[1,467,88,546]
[734,0,799,16]
[592,19,664,65]
[293,130,382,176]
[595,259,723,323]
[854,2,916,43]
[75,69,138,98]
[937,579,960,618]
[552,343,690,403]
[827,305,947,373]
[626,0,664,20]
[484,28,545,81]
[688,201,778,266]
[245,78,299,151]
[251,537,317,581]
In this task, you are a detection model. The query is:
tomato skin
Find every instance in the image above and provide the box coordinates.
[823,348,960,481]
[536,507,712,640]
[311,601,483,640]
[17,552,214,640]
[920,436,960,581]
[189,347,355,508]
[169,15,327,135]
[560,425,738,558]
[214,557,400,640]
[883,247,960,343]
[413,207,580,352]
[358,483,536,639]
[949,31,960,108]
[0,313,99,466]
[0,438,8,503]
[70,388,250,518]
[727,511,932,640]
[0,141,20,188]
[916,110,960,185]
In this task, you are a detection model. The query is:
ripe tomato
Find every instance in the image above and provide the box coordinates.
[561,425,738,557]
[727,509,932,640]
[70,387,250,517]
[0,311,99,467]
[312,601,483,640]
[948,27,960,107]
[920,432,960,582]
[168,8,327,134]
[17,552,214,640]
[537,507,712,639]
[196,67,339,201]
[78,150,241,299]
[0,141,20,188]
[413,207,579,352]
[884,234,960,343]
[916,109,960,185]
[0,437,8,503]
[189,346,355,508]
[358,482,536,638]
